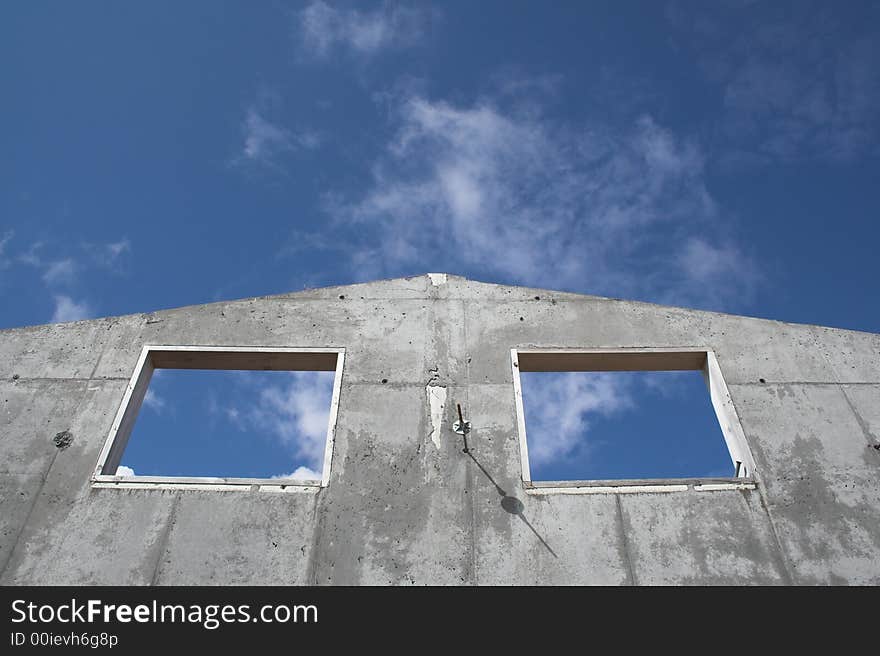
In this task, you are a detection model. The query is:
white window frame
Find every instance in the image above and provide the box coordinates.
[511,348,757,495]
[92,345,345,492]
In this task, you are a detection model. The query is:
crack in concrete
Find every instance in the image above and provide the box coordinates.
[149,492,181,586]
[615,495,638,586]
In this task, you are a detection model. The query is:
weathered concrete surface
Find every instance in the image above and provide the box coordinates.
[618,490,789,585]
[468,383,632,585]
[0,274,878,585]
[729,383,880,584]
[154,491,320,586]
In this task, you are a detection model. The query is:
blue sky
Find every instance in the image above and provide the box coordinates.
[521,371,733,481]
[2,2,878,480]
[118,370,334,480]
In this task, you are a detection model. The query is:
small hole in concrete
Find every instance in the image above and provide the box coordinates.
[519,317,524,321]
[381,378,388,384]
[759,378,766,383]
[534,296,540,300]
[339,294,345,299]
[53,430,73,450]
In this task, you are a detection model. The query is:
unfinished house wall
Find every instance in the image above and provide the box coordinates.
[1,274,878,585]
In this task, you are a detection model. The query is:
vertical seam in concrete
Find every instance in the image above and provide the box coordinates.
[462,296,478,586]
[753,484,795,584]
[839,386,880,449]
[305,491,325,585]
[149,492,180,586]
[809,327,845,385]
[725,382,796,584]
[87,325,112,380]
[1,375,100,581]
[614,495,637,586]
[0,449,61,581]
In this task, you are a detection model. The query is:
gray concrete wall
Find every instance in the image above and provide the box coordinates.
[1,274,878,585]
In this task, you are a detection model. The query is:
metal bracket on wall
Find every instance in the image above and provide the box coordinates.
[453,403,471,453]
[453,403,471,435]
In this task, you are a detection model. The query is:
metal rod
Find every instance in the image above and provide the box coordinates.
[458,403,468,452]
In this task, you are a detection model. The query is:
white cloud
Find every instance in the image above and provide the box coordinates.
[314,93,752,309]
[665,237,758,307]
[9,238,130,323]
[42,258,77,286]
[89,238,132,270]
[18,241,44,267]
[294,129,322,150]
[242,108,292,162]
[639,370,694,399]
[115,465,136,476]
[0,230,12,266]
[679,237,746,283]
[143,389,166,413]
[521,372,633,466]
[271,465,322,481]
[669,4,880,163]
[251,371,334,470]
[237,107,320,169]
[106,239,130,260]
[50,295,92,323]
[225,371,334,473]
[298,1,429,57]
[79,237,132,270]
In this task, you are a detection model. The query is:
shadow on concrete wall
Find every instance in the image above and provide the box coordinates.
[464,448,557,558]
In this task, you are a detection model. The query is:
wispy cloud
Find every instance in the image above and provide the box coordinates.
[639,370,696,400]
[107,239,130,259]
[667,237,758,307]
[0,230,13,268]
[225,406,242,424]
[227,371,335,474]
[51,295,92,323]
[521,372,633,467]
[271,465,322,481]
[298,1,431,57]
[85,238,131,269]
[8,237,131,323]
[42,258,77,286]
[17,241,44,267]
[235,106,321,170]
[143,389,167,413]
[668,1,880,163]
[115,465,136,476]
[242,108,293,163]
[307,92,755,309]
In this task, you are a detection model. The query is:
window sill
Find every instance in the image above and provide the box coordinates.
[91,475,322,493]
[524,477,756,495]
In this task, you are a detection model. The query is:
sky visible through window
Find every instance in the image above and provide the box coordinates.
[521,370,733,481]
[116,369,335,481]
